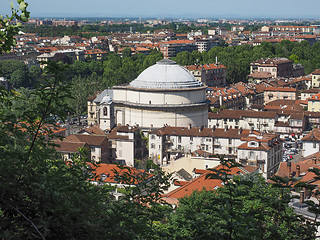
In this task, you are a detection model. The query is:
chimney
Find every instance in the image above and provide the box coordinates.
[224,126,228,132]
[299,190,305,204]
[313,156,317,165]
[188,124,191,129]
[212,125,216,132]
[296,165,300,176]
[199,126,204,132]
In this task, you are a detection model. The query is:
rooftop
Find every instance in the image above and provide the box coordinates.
[129,59,204,90]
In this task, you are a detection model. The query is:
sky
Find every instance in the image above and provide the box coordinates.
[1,0,320,19]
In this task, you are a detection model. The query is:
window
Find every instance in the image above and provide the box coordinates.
[91,147,95,152]
[103,107,108,116]
[151,143,155,149]
[314,143,317,148]
[178,136,181,143]
[151,135,155,140]
[206,145,209,151]
[228,139,232,145]
[190,137,193,142]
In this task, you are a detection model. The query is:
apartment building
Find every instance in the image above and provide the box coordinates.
[311,69,320,88]
[302,128,320,157]
[160,40,197,58]
[250,58,293,78]
[107,125,147,166]
[237,132,282,178]
[208,109,277,132]
[264,86,297,104]
[307,92,320,112]
[149,125,281,178]
[185,63,227,87]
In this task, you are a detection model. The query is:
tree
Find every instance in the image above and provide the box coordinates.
[164,157,316,240]
[122,47,132,58]
[0,0,30,53]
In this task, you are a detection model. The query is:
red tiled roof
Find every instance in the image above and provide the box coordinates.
[162,164,256,203]
[302,128,320,142]
[311,69,320,75]
[107,125,139,140]
[61,134,108,146]
[87,163,150,184]
[265,86,296,92]
[275,153,320,185]
[54,141,89,153]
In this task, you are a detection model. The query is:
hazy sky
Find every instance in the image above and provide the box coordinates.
[1,0,320,18]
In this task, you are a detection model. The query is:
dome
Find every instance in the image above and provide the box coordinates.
[129,59,204,90]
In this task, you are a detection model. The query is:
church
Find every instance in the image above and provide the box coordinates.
[87,59,209,130]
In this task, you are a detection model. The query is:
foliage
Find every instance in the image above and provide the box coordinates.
[163,156,316,240]
[0,61,110,239]
[0,0,30,53]
[107,164,173,239]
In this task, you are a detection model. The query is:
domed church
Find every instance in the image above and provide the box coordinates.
[90,59,209,130]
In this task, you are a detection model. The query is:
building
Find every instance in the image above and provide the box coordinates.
[185,63,227,87]
[162,165,256,205]
[55,134,109,163]
[301,88,320,101]
[302,128,320,157]
[159,40,197,58]
[307,93,320,112]
[264,86,297,104]
[194,38,220,53]
[148,126,251,165]
[237,132,282,178]
[208,109,277,132]
[247,71,273,84]
[250,58,294,78]
[98,59,208,130]
[311,69,320,88]
[54,141,91,161]
[107,125,147,166]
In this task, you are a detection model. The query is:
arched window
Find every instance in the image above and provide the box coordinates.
[103,107,108,116]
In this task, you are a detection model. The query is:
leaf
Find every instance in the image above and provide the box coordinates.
[19,2,26,11]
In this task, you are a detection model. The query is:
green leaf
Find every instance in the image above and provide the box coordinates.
[19,2,26,11]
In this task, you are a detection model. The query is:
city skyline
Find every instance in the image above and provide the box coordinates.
[1,0,320,19]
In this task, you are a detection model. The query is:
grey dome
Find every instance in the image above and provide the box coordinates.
[129,59,204,90]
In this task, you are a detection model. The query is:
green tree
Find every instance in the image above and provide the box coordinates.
[165,157,316,240]
[0,0,30,53]
[122,47,132,58]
